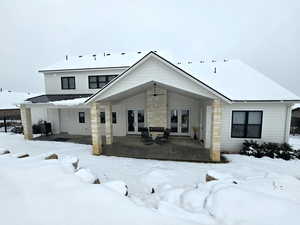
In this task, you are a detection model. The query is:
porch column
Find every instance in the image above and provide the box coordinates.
[20,105,33,140]
[90,102,102,155]
[210,99,221,162]
[105,103,113,145]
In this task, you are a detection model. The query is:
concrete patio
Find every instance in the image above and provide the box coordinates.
[34,134,212,162]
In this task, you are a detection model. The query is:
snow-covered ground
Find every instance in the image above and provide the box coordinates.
[0,133,300,225]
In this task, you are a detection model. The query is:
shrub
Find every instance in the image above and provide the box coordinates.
[240,140,299,160]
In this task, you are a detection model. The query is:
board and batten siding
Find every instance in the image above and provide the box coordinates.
[44,68,126,95]
[220,102,289,152]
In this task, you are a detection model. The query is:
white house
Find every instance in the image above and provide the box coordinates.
[20,51,300,161]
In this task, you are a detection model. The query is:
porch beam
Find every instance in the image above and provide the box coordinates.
[20,105,33,140]
[90,102,102,155]
[105,103,113,145]
[210,99,221,161]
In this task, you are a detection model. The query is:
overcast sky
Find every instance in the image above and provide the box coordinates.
[1,0,300,95]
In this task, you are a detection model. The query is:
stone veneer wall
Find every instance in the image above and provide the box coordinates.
[210,99,221,161]
[20,106,33,140]
[146,86,168,128]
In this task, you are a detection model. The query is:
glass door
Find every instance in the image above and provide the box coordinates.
[127,109,145,134]
[170,109,190,135]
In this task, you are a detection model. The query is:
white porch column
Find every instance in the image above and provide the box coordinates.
[20,105,33,140]
[90,102,102,155]
[210,99,221,162]
[105,103,113,145]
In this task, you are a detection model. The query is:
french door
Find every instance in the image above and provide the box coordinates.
[127,109,145,134]
[170,109,190,135]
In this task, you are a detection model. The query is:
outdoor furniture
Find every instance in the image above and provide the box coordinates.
[40,121,52,136]
[140,127,154,145]
[155,128,170,144]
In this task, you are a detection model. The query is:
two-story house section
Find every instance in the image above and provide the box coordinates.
[22,51,299,162]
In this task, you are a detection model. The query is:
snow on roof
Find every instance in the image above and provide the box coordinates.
[49,97,89,106]
[0,90,39,110]
[39,50,172,72]
[40,51,300,101]
[177,59,300,101]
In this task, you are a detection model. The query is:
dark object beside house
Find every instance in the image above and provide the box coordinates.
[40,122,52,136]
[32,121,52,136]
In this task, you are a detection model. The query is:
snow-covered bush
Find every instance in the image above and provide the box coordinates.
[240,140,300,160]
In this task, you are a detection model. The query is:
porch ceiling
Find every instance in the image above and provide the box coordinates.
[93,80,215,104]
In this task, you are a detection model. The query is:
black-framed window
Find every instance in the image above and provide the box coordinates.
[231,111,263,138]
[100,112,117,124]
[61,77,75,89]
[79,112,85,123]
[100,112,105,123]
[88,75,117,89]
[112,112,117,124]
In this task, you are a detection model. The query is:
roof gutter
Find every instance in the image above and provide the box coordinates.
[232,100,300,103]
[38,66,130,73]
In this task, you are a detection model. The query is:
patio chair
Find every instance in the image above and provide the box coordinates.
[140,127,154,145]
[155,128,170,145]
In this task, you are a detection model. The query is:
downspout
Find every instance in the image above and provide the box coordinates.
[284,104,293,143]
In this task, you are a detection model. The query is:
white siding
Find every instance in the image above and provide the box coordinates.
[97,57,217,101]
[220,102,289,152]
[44,68,125,95]
[31,107,48,124]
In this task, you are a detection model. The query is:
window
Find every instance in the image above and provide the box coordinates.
[100,112,105,123]
[100,112,117,124]
[231,111,263,138]
[88,75,117,89]
[79,112,85,123]
[61,77,75,89]
[112,112,117,124]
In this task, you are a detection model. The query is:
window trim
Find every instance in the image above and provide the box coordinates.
[88,75,117,89]
[79,112,85,123]
[61,76,76,90]
[231,110,263,139]
[100,111,117,124]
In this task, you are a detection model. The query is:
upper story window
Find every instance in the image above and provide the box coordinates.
[61,77,75,89]
[231,111,263,138]
[88,75,117,89]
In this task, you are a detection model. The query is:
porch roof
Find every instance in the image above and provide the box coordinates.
[26,94,92,103]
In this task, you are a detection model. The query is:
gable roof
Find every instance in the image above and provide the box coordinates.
[85,51,300,103]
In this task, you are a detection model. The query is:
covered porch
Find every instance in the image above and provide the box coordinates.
[34,134,212,162]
